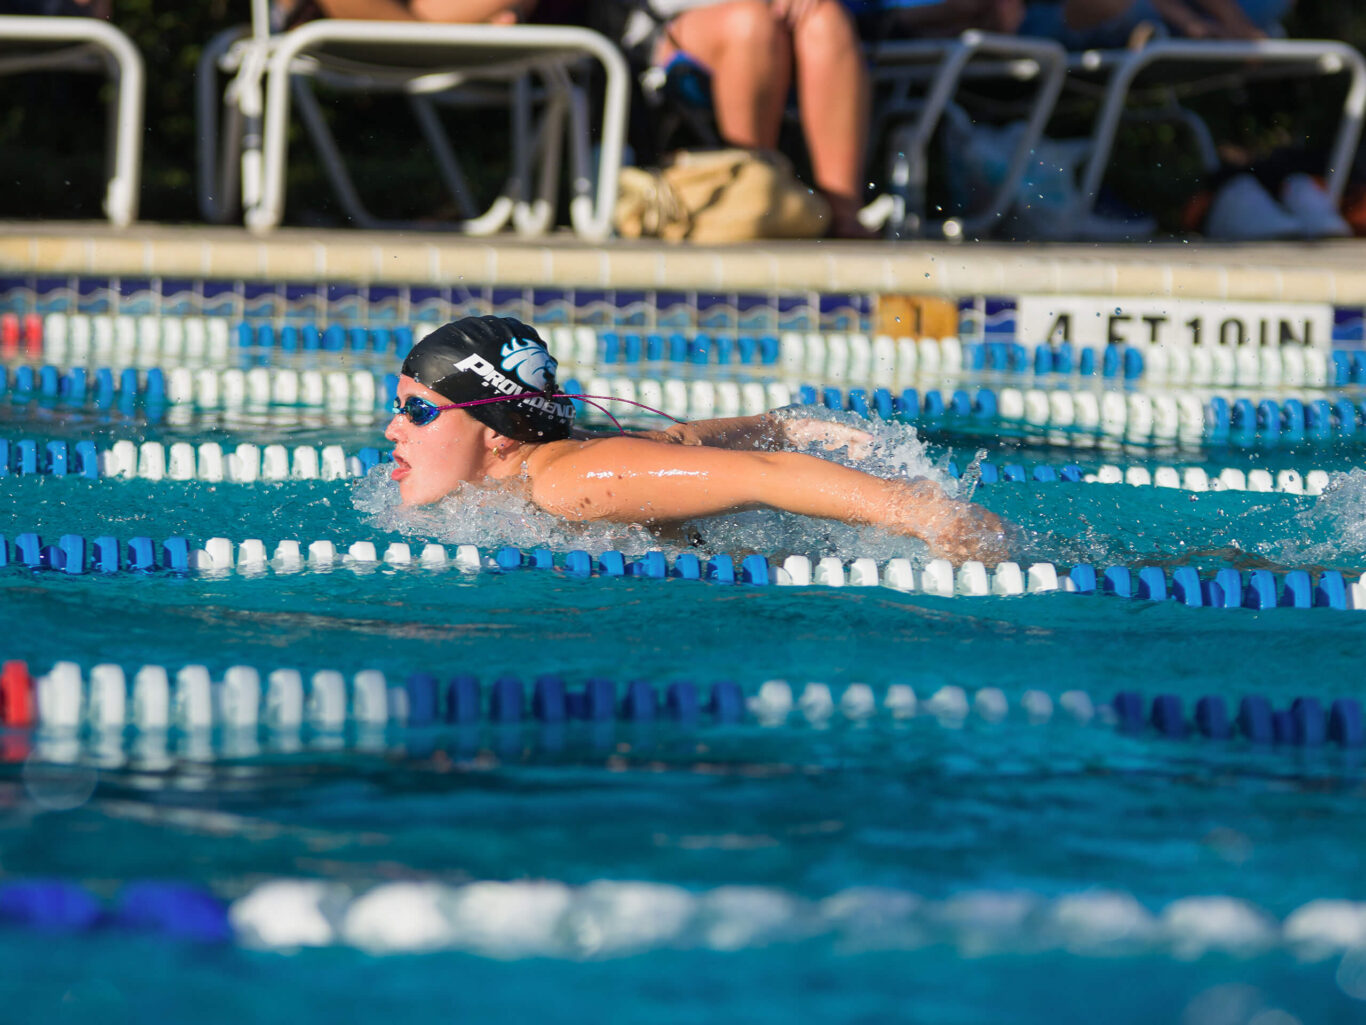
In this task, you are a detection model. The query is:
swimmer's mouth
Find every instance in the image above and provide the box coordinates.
[391,453,410,482]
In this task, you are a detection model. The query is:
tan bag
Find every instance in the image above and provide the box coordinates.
[615,149,830,243]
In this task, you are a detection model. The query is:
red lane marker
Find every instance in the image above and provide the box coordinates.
[0,660,35,728]
[22,313,42,359]
[0,735,31,764]
[0,313,18,359]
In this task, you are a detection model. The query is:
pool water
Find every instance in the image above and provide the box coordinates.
[3,332,1366,1023]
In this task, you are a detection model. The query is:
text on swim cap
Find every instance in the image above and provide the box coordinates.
[454,353,573,421]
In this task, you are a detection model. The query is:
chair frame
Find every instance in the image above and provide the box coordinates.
[0,14,143,227]
[866,30,1067,239]
[1068,38,1366,217]
[201,4,629,240]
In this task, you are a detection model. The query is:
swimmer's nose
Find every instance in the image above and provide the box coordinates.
[384,415,404,443]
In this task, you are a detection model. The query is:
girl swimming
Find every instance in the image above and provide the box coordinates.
[385,315,1008,563]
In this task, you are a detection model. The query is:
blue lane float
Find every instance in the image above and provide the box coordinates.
[1117,689,1363,748]
[15,435,1341,497]
[9,354,1366,454]
[0,879,230,943]
[1,531,1360,613]
[8,654,1364,753]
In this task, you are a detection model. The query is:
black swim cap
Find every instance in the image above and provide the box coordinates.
[400,316,575,442]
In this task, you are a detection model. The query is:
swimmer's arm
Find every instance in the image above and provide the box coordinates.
[630,413,874,457]
[528,439,1007,563]
[627,414,782,449]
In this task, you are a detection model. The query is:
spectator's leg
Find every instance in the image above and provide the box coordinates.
[791,0,871,237]
[1061,0,1134,30]
[658,1,793,151]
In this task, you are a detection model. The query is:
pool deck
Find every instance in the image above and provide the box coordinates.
[1,221,1364,303]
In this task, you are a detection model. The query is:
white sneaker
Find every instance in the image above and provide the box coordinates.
[1204,173,1301,241]
[1280,172,1352,239]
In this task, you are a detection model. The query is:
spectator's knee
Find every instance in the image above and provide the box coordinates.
[793,0,859,56]
[717,0,785,52]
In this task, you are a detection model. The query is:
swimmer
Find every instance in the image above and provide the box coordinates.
[385,316,1009,564]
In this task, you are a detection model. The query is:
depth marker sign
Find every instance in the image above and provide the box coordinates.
[1016,297,1334,349]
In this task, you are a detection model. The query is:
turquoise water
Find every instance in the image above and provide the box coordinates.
[4,386,1366,1021]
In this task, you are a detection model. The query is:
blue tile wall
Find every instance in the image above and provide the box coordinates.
[0,276,30,314]
[982,296,1016,338]
[489,286,529,322]
[160,279,199,317]
[117,277,158,317]
[449,283,490,319]
[613,290,650,327]
[653,291,693,329]
[2,276,1360,355]
[957,296,984,341]
[366,285,403,324]
[735,293,773,333]
[35,277,77,315]
[200,280,240,318]
[1332,305,1364,347]
[76,276,114,315]
[325,283,365,323]
[696,292,733,330]
[532,288,572,325]
[819,291,868,332]
[573,289,614,327]
[776,293,815,332]
[409,286,447,324]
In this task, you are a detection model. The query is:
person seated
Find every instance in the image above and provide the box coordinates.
[280,0,531,28]
[856,0,1025,40]
[628,1,873,238]
[384,315,1009,564]
[0,0,111,15]
[1019,0,1291,50]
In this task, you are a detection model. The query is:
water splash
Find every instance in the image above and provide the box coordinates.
[957,448,990,504]
[353,465,660,554]
[354,408,951,561]
[1279,468,1366,568]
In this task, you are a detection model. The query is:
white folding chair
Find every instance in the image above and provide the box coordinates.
[199,1,629,239]
[0,14,143,226]
[1068,39,1366,217]
[866,31,1067,239]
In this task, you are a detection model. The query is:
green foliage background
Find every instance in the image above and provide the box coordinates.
[0,3,1363,227]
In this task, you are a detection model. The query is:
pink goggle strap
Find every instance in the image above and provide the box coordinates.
[439,391,686,435]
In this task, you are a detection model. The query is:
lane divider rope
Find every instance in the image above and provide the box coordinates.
[8,871,1366,962]
[0,436,1347,496]
[0,438,386,482]
[26,313,1366,392]
[945,459,1334,495]
[6,357,1366,446]
[0,534,1362,609]
[0,363,386,411]
[2,659,1360,751]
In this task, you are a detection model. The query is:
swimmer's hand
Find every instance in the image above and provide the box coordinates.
[889,480,1010,566]
[779,418,875,459]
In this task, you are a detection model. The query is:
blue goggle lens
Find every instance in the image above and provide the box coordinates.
[393,396,443,426]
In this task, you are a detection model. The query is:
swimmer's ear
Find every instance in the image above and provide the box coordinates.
[481,425,517,460]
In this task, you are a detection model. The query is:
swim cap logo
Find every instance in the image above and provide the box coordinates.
[500,338,557,390]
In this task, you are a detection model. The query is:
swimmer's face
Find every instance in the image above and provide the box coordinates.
[385,374,493,505]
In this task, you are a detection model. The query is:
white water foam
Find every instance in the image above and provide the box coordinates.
[355,408,952,562]
[231,876,1366,964]
[1277,469,1366,567]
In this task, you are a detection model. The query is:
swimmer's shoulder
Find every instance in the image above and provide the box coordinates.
[522,433,672,479]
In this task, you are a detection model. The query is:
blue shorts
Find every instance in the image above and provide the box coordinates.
[1019,1,1292,50]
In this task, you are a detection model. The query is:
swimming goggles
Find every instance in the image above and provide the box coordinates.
[392,390,685,433]
[392,395,460,427]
